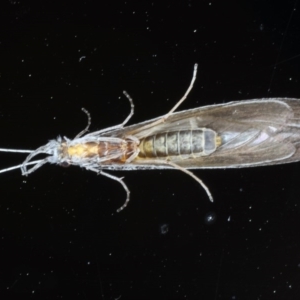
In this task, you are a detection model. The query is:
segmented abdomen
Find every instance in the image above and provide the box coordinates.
[138,129,218,158]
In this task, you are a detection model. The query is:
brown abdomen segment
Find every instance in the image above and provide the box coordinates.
[138,129,219,158]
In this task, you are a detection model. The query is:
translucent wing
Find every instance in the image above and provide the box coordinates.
[111,98,300,168]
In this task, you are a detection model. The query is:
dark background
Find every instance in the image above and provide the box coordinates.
[0,0,300,299]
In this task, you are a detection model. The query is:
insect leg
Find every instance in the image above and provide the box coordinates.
[131,64,198,133]
[22,157,52,175]
[86,167,131,212]
[84,91,135,137]
[100,171,130,212]
[75,108,92,138]
[164,63,198,118]
[152,64,198,130]
[164,160,213,203]
[125,150,140,163]
[120,91,134,127]
[123,135,140,163]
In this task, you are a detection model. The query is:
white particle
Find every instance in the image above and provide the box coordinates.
[79,56,86,62]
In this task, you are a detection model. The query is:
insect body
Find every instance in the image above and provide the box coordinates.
[138,129,220,158]
[1,64,300,211]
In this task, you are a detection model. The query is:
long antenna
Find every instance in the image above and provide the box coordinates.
[0,160,44,174]
[0,148,41,174]
[0,148,33,153]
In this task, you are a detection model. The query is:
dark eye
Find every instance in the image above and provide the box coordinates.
[60,162,70,168]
